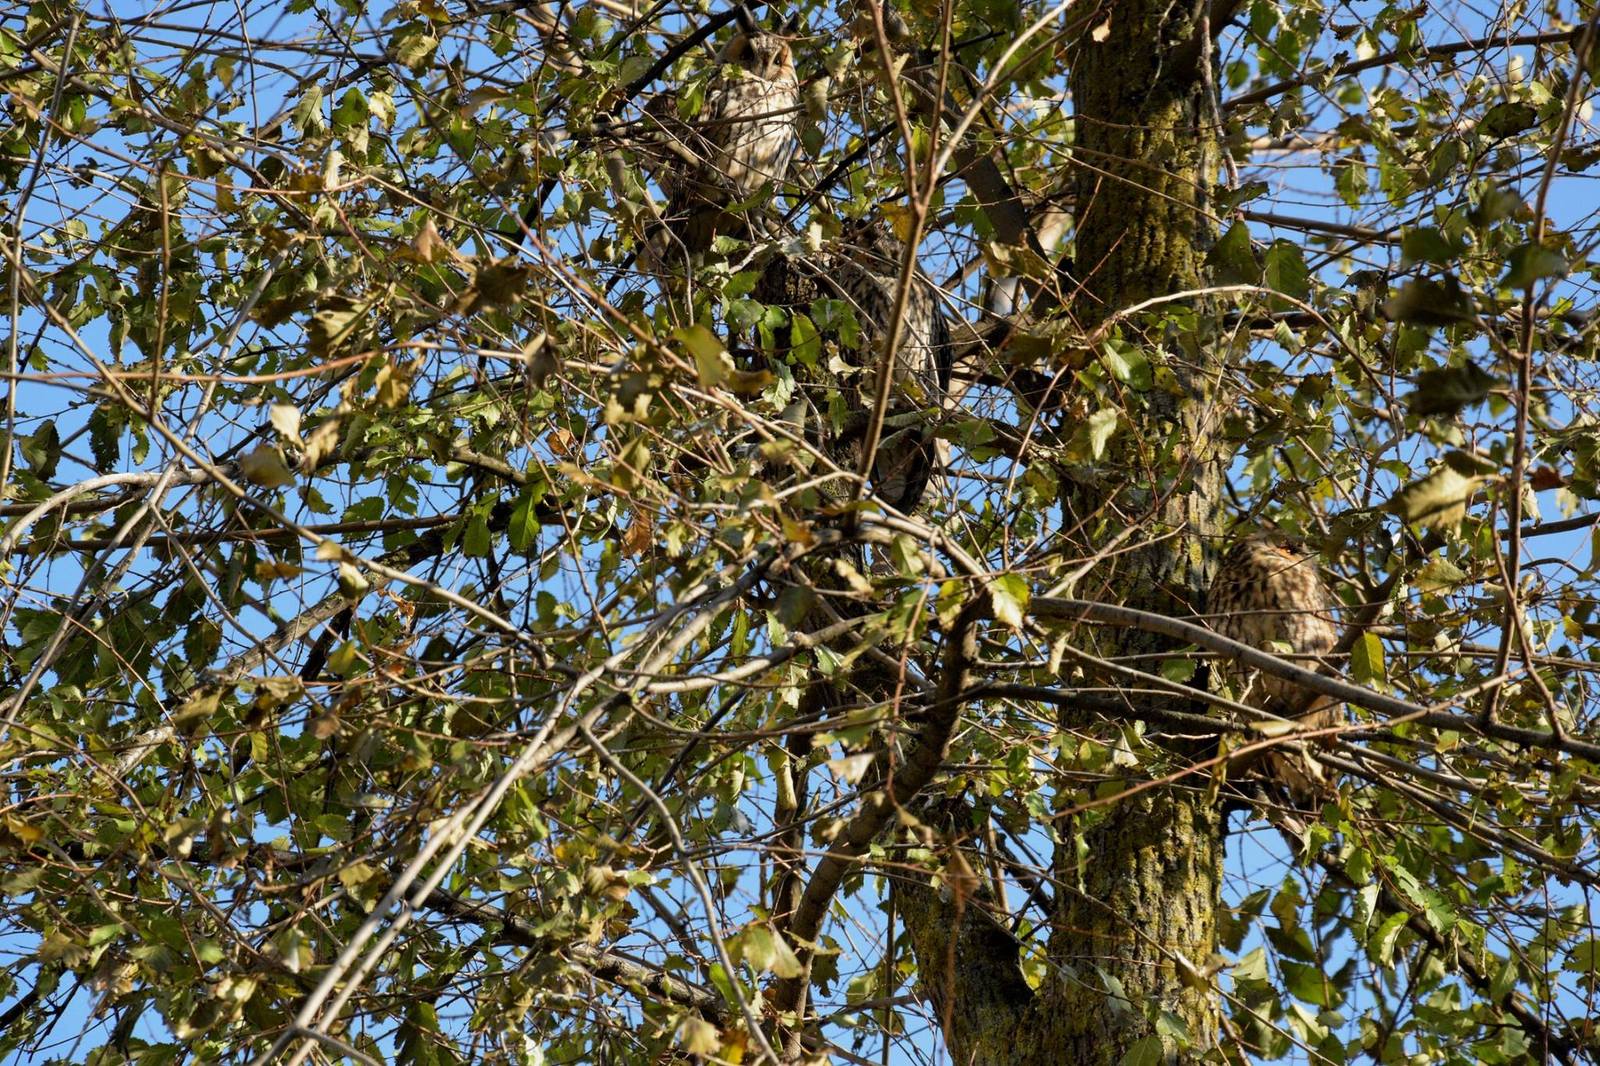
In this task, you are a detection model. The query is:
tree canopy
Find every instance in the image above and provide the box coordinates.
[2,0,1600,1064]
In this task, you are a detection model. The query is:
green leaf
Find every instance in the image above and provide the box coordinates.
[291,85,325,135]
[1349,632,1386,687]
[1400,226,1458,266]
[1335,157,1369,208]
[1384,276,1472,326]
[1160,652,1198,683]
[88,405,121,473]
[789,312,820,369]
[463,514,491,557]
[1079,407,1120,462]
[1102,339,1151,390]
[509,492,541,551]
[676,323,728,388]
[1263,240,1310,301]
[1207,220,1260,285]
[1481,100,1538,139]
[1385,463,1485,531]
[1502,242,1567,289]
[1119,1035,1166,1066]
[1283,960,1334,1006]
[19,420,60,479]
[1564,937,1600,973]
[1369,912,1409,965]
[1214,179,1269,212]
[1405,361,1501,418]
[1232,948,1269,983]
[990,573,1029,629]
[613,435,652,492]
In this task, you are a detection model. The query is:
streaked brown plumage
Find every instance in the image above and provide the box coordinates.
[826,218,953,514]
[640,10,799,261]
[1208,534,1342,806]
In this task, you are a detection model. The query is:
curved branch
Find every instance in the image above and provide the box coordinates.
[771,594,988,1017]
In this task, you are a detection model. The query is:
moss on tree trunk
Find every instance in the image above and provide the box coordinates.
[900,0,1226,1061]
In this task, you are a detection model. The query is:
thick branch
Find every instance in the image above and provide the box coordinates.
[771,596,986,1017]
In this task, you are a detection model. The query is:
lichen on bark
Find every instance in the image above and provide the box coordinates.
[897,0,1228,1060]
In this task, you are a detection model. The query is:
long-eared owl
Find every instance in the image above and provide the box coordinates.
[642,6,800,261]
[825,217,953,514]
[1208,533,1343,806]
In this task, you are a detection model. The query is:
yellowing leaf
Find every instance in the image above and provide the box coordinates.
[239,445,295,488]
[409,217,454,263]
[374,356,421,408]
[326,641,360,676]
[676,323,729,388]
[337,561,370,595]
[990,572,1029,629]
[826,752,875,784]
[621,507,653,555]
[880,203,916,243]
[737,924,805,978]
[726,367,775,395]
[677,1016,721,1056]
[254,560,303,582]
[523,331,558,386]
[3,815,44,846]
[456,258,533,313]
[300,416,343,471]
[268,403,302,442]
[1416,557,1467,594]
[307,300,366,359]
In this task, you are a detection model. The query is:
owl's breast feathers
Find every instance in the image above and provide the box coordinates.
[643,30,798,256]
[1209,535,1343,806]
[702,65,799,200]
[823,226,953,514]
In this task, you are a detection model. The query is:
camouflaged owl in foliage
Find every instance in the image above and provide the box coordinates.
[1209,534,1343,806]
[826,216,953,514]
[640,6,800,263]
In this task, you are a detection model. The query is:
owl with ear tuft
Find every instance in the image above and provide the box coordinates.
[640,6,800,265]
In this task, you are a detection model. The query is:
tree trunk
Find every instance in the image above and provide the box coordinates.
[901,1,1226,1061]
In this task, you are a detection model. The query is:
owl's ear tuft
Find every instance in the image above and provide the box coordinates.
[780,12,801,34]
[734,4,760,35]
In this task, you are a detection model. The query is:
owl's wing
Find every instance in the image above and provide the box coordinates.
[827,248,952,514]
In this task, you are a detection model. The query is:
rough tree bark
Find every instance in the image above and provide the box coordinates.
[899,2,1227,1062]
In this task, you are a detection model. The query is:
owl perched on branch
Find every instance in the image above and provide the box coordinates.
[749,216,953,516]
[825,217,954,514]
[1208,534,1343,807]
[640,6,800,263]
